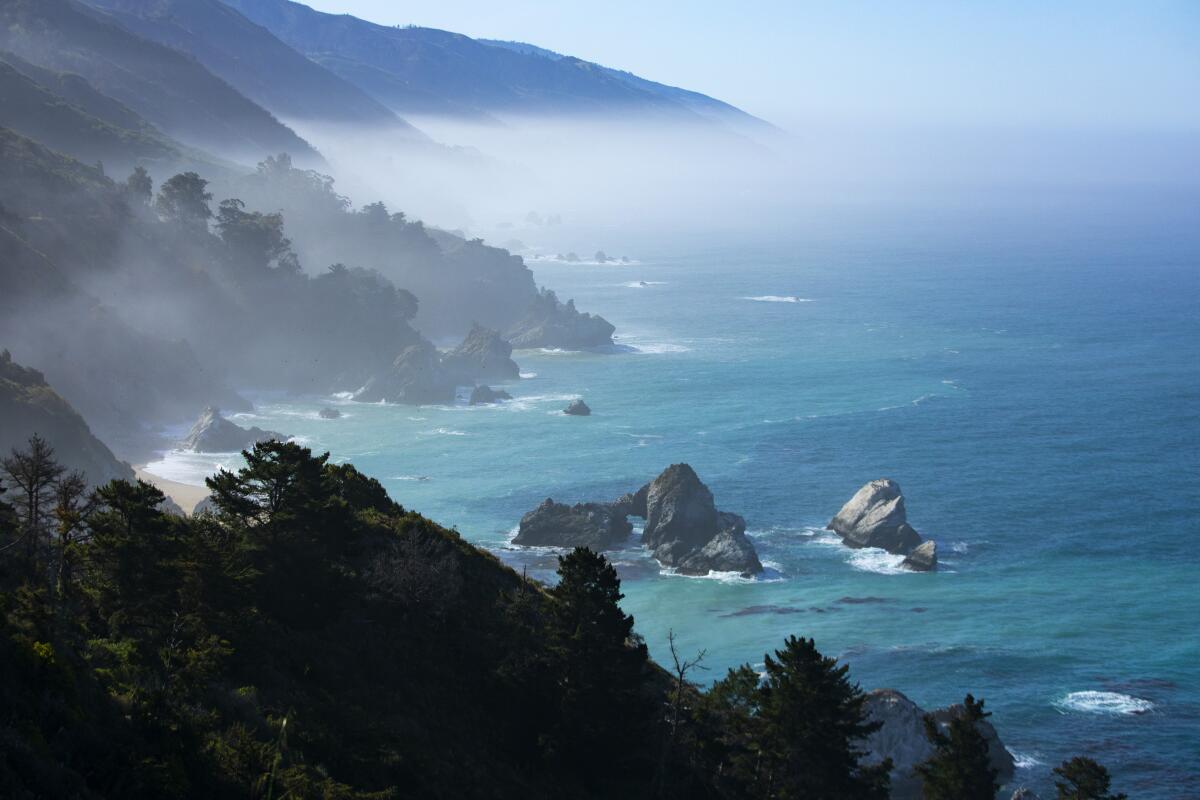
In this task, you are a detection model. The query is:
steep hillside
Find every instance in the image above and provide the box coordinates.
[0,0,320,164]
[220,0,764,128]
[82,0,424,135]
[0,350,134,484]
[0,55,199,171]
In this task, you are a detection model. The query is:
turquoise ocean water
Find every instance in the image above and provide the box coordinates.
[148,216,1200,796]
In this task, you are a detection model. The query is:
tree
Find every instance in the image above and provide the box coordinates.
[52,470,93,601]
[215,198,296,272]
[755,635,890,799]
[205,440,332,536]
[916,694,999,800]
[1053,756,1126,800]
[125,166,153,205]
[1,435,65,568]
[155,171,212,229]
[545,547,650,774]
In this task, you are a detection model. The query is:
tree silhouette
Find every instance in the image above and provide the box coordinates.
[916,694,999,800]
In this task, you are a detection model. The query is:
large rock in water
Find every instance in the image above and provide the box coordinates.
[469,385,512,405]
[612,483,650,519]
[674,513,764,575]
[506,288,615,349]
[563,398,591,416]
[353,341,456,405]
[828,479,924,554]
[179,407,285,453]
[858,689,1015,799]
[902,540,938,571]
[441,324,520,385]
[642,464,762,576]
[513,498,632,549]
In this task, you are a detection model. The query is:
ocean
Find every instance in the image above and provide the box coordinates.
[146,214,1200,797]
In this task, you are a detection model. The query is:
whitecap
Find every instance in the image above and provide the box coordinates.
[391,475,431,482]
[659,566,785,585]
[742,295,814,303]
[519,371,538,379]
[332,391,355,400]
[621,280,666,288]
[1006,748,1044,769]
[627,342,691,354]
[421,428,468,436]
[847,548,909,575]
[1053,691,1155,716]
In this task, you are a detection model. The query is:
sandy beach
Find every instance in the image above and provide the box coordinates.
[135,467,209,513]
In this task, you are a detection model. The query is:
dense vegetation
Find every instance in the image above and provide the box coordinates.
[0,123,550,448]
[0,437,1122,798]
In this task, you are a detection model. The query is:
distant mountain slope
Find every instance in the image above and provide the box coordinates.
[481,39,773,134]
[220,0,767,129]
[0,349,134,485]
[0,0,321,164]
[0,53,226,172]
[82,0,424,135]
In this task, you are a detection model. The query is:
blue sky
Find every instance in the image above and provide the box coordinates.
[302,1,1199,131]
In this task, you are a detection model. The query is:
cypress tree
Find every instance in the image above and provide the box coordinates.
[916,694,999,800]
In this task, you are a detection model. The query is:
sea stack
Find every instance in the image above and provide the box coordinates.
[509,464,762,576]
[513,499,632,549]
[469,385,513,405]
[179,407,285,453]
[639,464,762,576]
[828,479,937,568]
[563,398,591,416]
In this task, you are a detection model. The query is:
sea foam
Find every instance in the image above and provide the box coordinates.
[1053,691,1155,716]
[743,295,813,303]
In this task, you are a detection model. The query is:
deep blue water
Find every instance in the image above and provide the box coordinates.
[150,220,1200,797]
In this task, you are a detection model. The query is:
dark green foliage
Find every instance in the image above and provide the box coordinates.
[1054,756,1127,800]
[544,548,653,774]
[686,637,889,800]
[3,440,1087,799]
[156,171,213,229]
[916,694,999,800]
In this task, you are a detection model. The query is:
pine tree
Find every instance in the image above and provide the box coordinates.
[755,635,890,799]
[545,547,650,776]
[1053,756,1127,800]
[916,694,999,800]
[2,434,65,569]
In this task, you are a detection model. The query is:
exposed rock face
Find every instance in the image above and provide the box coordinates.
[193,495,218,515]
[510,465,761,576]
[828,479,924,554]
[353,341,456,405]
[441,324,520,384]
[858,689,1015,799]
[469,385,512,405]
[318,407,341,419]
[563,398,591,416]
[0,349,133,485]
[507,288,615,349]
[179,407,285,453]
[643,464,761,576]
[902,540,937,571]
[674,513,763,576]
[512,498,632,549]
[612,483,649,519]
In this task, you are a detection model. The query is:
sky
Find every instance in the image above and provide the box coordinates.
[301,0,1200,132]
